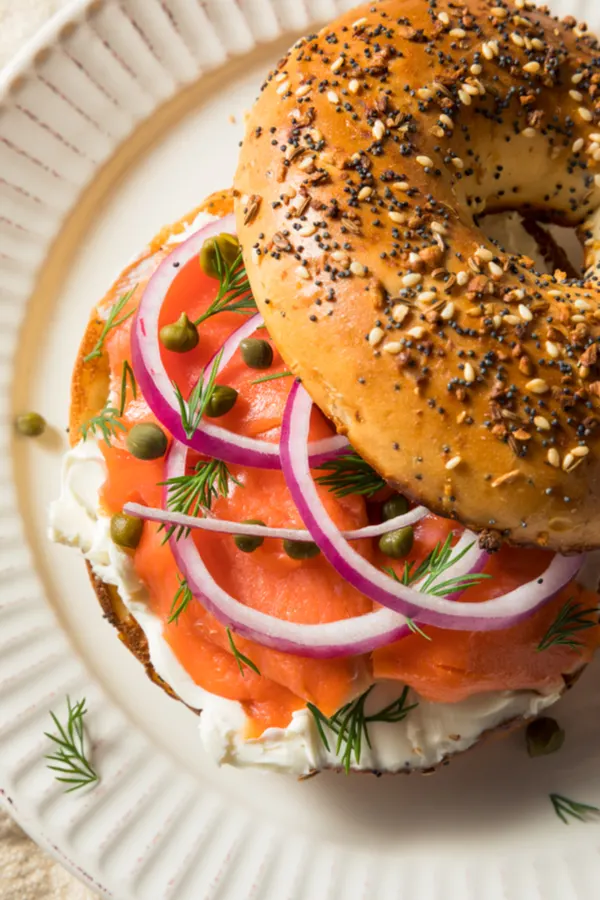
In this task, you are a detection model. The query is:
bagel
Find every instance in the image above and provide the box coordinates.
[234,0,600,552]
[49,190,598,777]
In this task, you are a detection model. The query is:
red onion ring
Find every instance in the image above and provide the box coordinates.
[165,440,412,658]
[280,380,585,630]
[131,215,348,468]
[124,500,427,541]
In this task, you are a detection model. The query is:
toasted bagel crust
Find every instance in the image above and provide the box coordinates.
[235,0,600,551]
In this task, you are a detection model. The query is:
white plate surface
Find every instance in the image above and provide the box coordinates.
[2,0,600,898]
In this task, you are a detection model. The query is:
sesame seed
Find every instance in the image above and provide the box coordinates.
[372,119,385,141]
[417,88,433,100]
[392,304,409,324]
[431,221,447,234]
[276,81,290,95]
[523,61,540,74]
[488,40,499,56]
[578,107,593,122]
[449,28,466,37]
[572,138,584,153]
[327,90,339,104]
[388,211,406,223]
[521,127,537,138]
[504,314,520,325]
[475,246,493,261]
[531,38,545,50]
[458,90,472,106]
[547,290,563,298]
[275,72,287,82]
[358,186,372,201]
[403,272,422,287]
[590,133,600,141]
[348,79,360,94]
[562,453,575,472]
[572,72,584,84]
[368,326,385,346]
[534,416,551,430]
[407,326,425,339]
[462,83,479,96]
[441,302,455,320]
[352,16,368,28]
[547,448,560,467]
[394,181,410,191]
[439,113,454,129]
[296,266,310,280]
[470,64,482,75]
[451,157,464,169]
[296,83,311,97]
[573,446,590,458]
[518,304,533,321]
[569,89,583,102]
[382,341,403,355]
[331,56,344,74]
[463,362,476,383]
[416,155,434,167]
[545,341,560,358]
[490,5,507,16]
[482,42,494,60]
[491,469,521,488]
[418,291,437,303]
[489,261,503,278]
[574,298,591,310]
[446,456,462,470]
[298,223,317,237]
[456,270,468,286]
[511,33,525,47]
[438,11,450,24]
[571,314,586,323]
[350,261,366,277]
[526,378,549,394]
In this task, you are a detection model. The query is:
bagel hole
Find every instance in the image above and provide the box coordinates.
[480,212,584,278]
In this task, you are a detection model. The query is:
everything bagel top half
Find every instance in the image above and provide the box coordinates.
[235,0,600,552]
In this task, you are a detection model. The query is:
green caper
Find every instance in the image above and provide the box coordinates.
[159,313,199,353]
[126,422,168,460]
[234,520,266,553]
[110,513,144,550]
[283,539,321,560]
[206,385,238,418]
[525,717,565,758]
[382,494,409,521]
[15,412,46,437]
[378,526,414,559]
[240,338,274,370]
[199,233,240,279]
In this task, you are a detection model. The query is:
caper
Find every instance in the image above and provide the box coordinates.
[126,422,168,460]
[525,717,565,758]
[240,338,274,370]
[283,539,321,560]
[378,526,414,559]
[206,385,238,418]
[234,520,266,553]
[110,512,144,550]
[199,233,240,279]
[15,412,46,437]
[382,494,409,521]
[159,313,199,353]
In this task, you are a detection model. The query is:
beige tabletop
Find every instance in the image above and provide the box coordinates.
[0,1,98,897]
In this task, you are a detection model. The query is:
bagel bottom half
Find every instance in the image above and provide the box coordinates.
[65,190,588,776]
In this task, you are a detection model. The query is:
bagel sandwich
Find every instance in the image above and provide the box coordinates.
[49,0,600,777]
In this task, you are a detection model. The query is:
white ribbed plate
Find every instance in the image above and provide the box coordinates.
[2,0,600,898]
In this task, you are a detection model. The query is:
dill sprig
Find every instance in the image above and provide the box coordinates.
[119,360,137,416]
[173,351,223,439]
[194,246,256,325]
[161,457,241,540]
[383,533,490,600]
[550,793,600,824]
[84,287,137,363]
[315,452,386,499]
[250,371,292,386]
[308,685,417,774]
[80,407,126,446]
[227,628,260,677]
[168,575,194,624]
[537,599,598,653]
[45,697,99,793]
[406,616,432,641]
